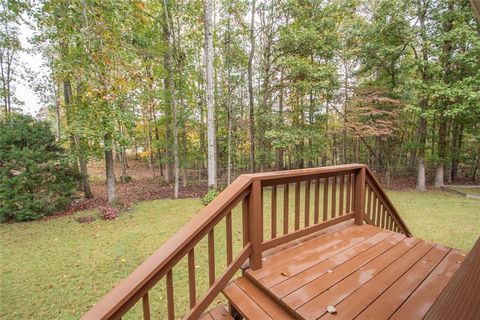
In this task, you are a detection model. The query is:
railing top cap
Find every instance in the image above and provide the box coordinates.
[241,163,366,181]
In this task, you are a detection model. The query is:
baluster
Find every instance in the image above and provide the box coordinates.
[372,195,377,225]
[271,185,277,239]
[323,177,329,221]
[346,173,351,213]
[188,249,196,308]
[314,179,320,224]
[294,182,300,230]
[226,212,233,265]
[166,270,174,320]
[304,180,310,227]
[354,167,366,225]
[367,186,372,221]
[242,198,248,246]
[208,229,215,285]
[376,202,382,227]
[382,207,387,229]
[283,183,289,234]
[339,175,344,216]
[142,292,150,320]
[380,207,385,228]
[331,176,337,219]
[351,173,356,212]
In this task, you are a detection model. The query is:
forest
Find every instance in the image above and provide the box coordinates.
[1,0,480,211]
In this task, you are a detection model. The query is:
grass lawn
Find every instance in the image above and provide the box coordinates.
[1,190,479,319]
[448,186,480,196]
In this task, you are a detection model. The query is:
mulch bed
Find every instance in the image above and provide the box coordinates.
[43,160,474,221]
[42,179,208,221]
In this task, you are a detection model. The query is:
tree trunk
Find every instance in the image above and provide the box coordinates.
[435,0,453,188]
[416,156,427,192]
[416,114,427,192]
[142,110,153,171]
[163,12,174,184]
[434,164,444,188]
[248,0,256,173]
[203,0,217,189]
[342,58,349,164]
[227,80,233,185]
[173,100,180,198]
[104,133,117,204]
[63,79,81,190]
[472,148,480,181]
[450,123,463,182]
[52,77,61,140]
[276,75,284,170]
[164,0,180,195]
[434,116,447,188]
[76,136,93,198]
[153,111,163,177]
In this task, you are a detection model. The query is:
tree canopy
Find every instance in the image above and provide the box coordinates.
[1,0,479,206]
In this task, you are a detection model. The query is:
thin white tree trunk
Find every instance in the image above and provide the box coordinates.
[416,156,426,192]
[203,0,217,189]
[173,100,180,198]
[105,133,117,203]
[434,163,444,188]
[227,102,232,185]
[248,0,256,173]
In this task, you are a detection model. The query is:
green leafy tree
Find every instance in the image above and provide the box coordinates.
[0,113,77,221]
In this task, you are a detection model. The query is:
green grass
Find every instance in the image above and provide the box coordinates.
[388,190,479,251]
[449,186,480,196]
[1,190,479,319]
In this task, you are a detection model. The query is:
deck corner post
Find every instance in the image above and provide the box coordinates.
[249,180,263,270]
[354,166,366,225]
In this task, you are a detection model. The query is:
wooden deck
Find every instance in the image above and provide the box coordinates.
[224,221,466,320]
[82,164,478,320]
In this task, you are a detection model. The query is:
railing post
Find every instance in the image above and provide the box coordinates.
[354,166,366,225]
[248,180,263,270]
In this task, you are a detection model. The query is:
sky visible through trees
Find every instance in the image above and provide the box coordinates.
[1,0,479,203]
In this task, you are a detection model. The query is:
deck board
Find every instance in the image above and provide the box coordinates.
[318,240,435,319]
[257,227,392,289]
[248,222,365,279]
[240,224,464,320]
[390,248,465,320]
[355,244,450,319]
[283,232,406,310]
[295,236,420,319]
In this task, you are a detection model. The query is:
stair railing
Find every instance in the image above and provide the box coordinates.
[82,164,409,320]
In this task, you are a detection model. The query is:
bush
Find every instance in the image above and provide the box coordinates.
[201,188,219,206]
[0,113,78,222]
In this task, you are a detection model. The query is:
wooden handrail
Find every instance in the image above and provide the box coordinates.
[245,163,365,186]
[82,164,410,319]
[365,167,411,235]
[82,176,252,320]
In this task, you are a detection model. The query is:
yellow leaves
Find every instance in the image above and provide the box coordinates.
[139,150,152,159]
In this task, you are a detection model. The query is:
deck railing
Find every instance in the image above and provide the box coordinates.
[82,164,410,320]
